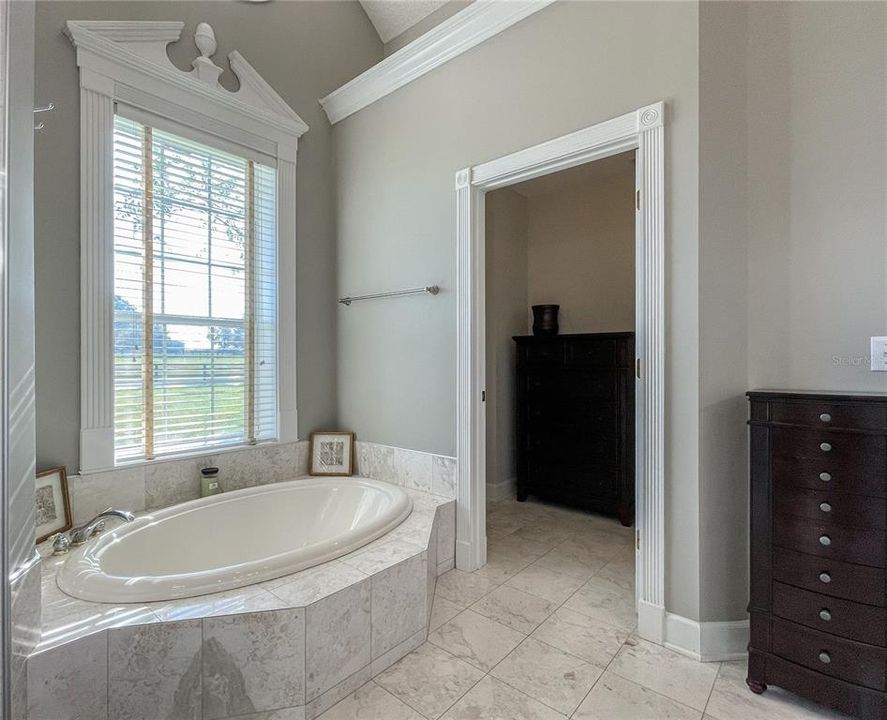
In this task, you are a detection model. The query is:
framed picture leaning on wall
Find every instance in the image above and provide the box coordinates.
[309,432,355,476]
[35,466,72,543]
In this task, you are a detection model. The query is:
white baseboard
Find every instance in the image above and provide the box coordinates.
[486,477,516,503]
[638,600,748,661]
[455,534,487,572]
[637,600,665,643]
[663,613,749,662]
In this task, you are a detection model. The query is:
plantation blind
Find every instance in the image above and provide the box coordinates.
[112,115,278,463]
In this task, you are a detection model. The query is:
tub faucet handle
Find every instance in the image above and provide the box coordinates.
[69,508,135,545]
[51,532,71,555]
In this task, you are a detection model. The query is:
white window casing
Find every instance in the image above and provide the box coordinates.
[66,21,307,472]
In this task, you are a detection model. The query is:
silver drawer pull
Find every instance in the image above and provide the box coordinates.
[819,609,832,622]
[819,413,832,423]
[819,572,832,584]
[820,442,832,452]
[819,535,832,547]
[818,651,831,664]
[819,502,832,513]
[819,472,832,482]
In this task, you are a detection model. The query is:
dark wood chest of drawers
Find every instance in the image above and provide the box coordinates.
[514,333,634,525]
[748,390,887,719]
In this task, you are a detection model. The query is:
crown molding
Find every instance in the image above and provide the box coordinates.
[319,0,556,125]
[65,20,308,144]
[65,20,184,44]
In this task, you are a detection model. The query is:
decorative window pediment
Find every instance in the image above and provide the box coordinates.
[65,21,307,154]
[67,21,303,472]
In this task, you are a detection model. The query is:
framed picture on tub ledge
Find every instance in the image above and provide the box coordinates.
[35,466,72,544]
[309,431,355,476]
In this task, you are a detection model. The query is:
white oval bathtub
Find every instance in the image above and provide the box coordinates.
[56,476,412,603]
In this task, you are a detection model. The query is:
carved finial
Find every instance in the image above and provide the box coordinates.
[191,23,224,88]
[194,22,217,58]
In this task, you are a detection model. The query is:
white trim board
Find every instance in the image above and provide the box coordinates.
[486,477,516,503]
[455,103,667,651]
[664,613,750,663]
[319,0,555,124]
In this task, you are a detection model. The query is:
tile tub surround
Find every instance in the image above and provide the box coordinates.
[10,558,41,720]
[67,439,456,524]
[27,488,455,720]
[314,499,839,720]
[67,440,310,524]
[355,441,457,498]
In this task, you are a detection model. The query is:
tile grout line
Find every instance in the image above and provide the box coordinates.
[602,665,708,718]
[485,501,637,717]
[567,643,626,717]
[700,658,724,718]
[106,628,110,720]
[463,510,635,717]
[485,633,588,718]
[370,679,428,718]
[350,501,634,719]
[485,521,632,719]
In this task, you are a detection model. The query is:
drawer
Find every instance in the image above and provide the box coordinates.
[526,402,619,435]
[564,339,616,368]
[758,653,887,720]
[772,547,886,606]
[772,428,887,498]
[771,617,887,691]
[525,371,617,401]
[771,401,887,431]
[773,514,885,567]
[519,342,563,368]
[774,484,886,530]
[527,463,619,503]
[526,439,618,472]
[772,581,886,645]
[526,429,617,457]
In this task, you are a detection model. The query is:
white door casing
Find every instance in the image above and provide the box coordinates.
[455,102,666,644]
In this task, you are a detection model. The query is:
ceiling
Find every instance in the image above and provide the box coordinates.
[510,150,636,198]
[359,0,451,43]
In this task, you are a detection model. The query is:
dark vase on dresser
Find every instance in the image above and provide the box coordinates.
[747,390,887,719]
[513,332,634,525]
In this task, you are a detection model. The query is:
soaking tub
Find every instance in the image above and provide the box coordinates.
[56,476,412,603]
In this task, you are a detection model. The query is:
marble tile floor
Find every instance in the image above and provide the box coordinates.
[318,498,849,720]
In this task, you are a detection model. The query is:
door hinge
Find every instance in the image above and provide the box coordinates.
[481,390,486,402]
[636,358,641,379]
[636,189,640,210]
[636,530,640,550]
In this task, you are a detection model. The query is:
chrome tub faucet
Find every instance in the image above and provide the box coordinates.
[56,508,135,551]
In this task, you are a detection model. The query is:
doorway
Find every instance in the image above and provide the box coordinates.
[485,150,636,516]
[454,102,668,644]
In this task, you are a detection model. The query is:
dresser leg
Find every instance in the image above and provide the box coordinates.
[745,677,767,695]
[516,487,528,502]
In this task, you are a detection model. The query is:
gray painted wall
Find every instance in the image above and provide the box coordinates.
[335,1,703,620]
[747,1,887,394]
[698,0,749,623]
[526,172,635,335]
[696,0,887,623]
[484,188,527,494]
[33,1,382,473]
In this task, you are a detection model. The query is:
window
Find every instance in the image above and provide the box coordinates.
[112,115,278,462]
[69,21,304,473]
